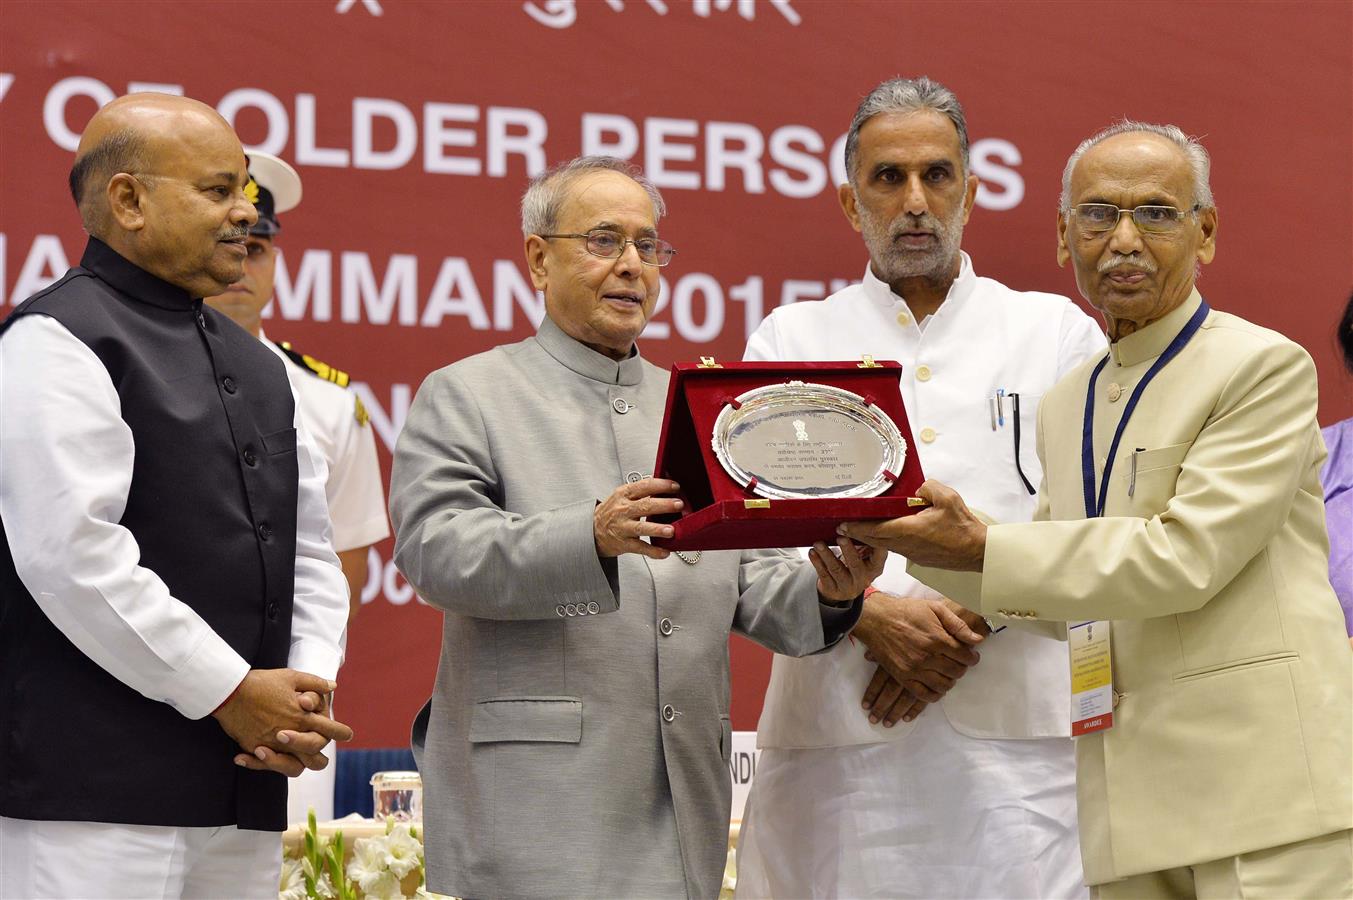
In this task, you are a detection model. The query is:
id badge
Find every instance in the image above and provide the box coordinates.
[1069,620,1114,736]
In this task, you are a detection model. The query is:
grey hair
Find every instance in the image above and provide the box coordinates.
[68,128,151,234]
[844,76,970,183]
[520,156,666,236]
[1059,120,1214,212]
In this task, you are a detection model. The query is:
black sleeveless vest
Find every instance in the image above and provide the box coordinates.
[0,238,300,830]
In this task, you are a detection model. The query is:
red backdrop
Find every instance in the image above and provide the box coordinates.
[4,0,1350,747]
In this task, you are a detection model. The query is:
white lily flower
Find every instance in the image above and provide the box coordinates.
[278,857,306,900]
[347,835,389,890]
[384,822,424,879]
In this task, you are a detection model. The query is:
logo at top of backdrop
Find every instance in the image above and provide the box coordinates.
[523,0,803,30]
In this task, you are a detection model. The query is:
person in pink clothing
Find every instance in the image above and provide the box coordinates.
[1318,292,1353,638]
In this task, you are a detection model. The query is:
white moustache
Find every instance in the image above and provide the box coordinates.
[1098,254,1157,274]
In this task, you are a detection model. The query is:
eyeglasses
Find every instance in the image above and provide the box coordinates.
[539,229,677,267]
[1070,203,1200,234]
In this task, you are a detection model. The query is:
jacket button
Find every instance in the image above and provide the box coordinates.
[222,376,237,394]
[243,448,258,466]
[556,605,567,617]
[266,600,279,620]
[258,522,272,541]
[565,603,577,616]
[612,398,631,414]
[919,427,937,443]
[587,601,600,614]
[659,617,674,636]
[915,365,932,382]
[661,704,676,723]
[626,471,644,483]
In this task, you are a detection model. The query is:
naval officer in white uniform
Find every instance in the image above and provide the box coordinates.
[205,152,389,823]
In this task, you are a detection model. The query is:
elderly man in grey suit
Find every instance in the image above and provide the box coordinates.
[390,155,881,899]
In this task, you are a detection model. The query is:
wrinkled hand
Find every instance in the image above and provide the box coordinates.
[861,667,928,726]
[838,480,987,571]
[594,478,683,560]
[940,597,991,640]
[852,591,985,724]
[810,538,885,604]
[234,690,338,776]
[213,669,352,777]
[233,743,328,777]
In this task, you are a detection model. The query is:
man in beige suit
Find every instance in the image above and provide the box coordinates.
[840,121,1353,898]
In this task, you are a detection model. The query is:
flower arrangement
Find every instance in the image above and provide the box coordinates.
[280,811,427,900]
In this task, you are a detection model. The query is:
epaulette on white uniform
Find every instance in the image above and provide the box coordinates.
[273,340,369,426]
[263,336,388,555]
[276,340,350,387]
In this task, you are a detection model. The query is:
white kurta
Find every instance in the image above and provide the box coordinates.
[735,254,1106,898]
[0,316,347,707]
[0,314,347,900]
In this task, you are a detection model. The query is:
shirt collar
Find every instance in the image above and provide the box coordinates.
[1108,288,1205,368]
[80,237,199,310]
[859,251,976,318]
[534,314,645,386]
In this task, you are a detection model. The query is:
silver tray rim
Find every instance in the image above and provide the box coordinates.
[710,380,907,500]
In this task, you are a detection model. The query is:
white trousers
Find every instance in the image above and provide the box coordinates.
[0,816,280,899]
[735,710,1086,899]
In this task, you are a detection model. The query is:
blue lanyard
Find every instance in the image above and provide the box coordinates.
[1081,300,1210,519]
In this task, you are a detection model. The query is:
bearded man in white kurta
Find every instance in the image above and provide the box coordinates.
[735,77,1105,899]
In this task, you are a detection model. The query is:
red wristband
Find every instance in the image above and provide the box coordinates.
[862,584,880,600]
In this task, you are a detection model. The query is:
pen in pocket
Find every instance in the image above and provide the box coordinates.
[1128,448,1144,498]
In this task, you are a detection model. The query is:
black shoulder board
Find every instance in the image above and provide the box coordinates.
[273,340,351,388]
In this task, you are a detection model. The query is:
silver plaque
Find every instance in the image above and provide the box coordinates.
[711,381,906,499]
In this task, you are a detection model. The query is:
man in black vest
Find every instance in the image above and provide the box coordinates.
[0,93,351,898]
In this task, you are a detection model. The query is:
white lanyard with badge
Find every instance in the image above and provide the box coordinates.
[1070,300,1210,736]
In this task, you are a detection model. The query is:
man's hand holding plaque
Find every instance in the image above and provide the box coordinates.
[809,537,886,606]
[594,477,683,560]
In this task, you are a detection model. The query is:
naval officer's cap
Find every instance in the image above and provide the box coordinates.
[244,151,303,237]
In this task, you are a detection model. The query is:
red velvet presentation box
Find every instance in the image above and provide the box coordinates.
[649,359,926,551]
